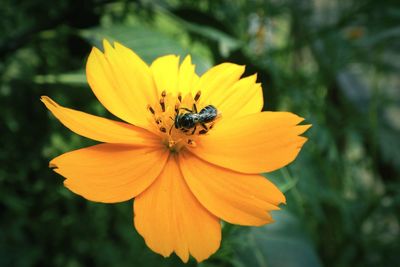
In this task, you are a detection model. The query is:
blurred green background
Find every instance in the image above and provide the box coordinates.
[1,0,399,266]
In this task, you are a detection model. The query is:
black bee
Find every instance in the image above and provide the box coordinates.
[174,105,218,134]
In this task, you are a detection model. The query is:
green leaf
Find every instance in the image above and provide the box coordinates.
[234,210,322,267]
[80,24,212,73]
[155,6,242,57]
[185,22,241,57]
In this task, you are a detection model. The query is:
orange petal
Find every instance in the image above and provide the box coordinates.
[134,155,221,262]
[86,41,156,128]
[41,96,160,145]
[51,144,169,203]
[150,54,180,95]
[179,151,284,226]
[191,112,311,173]
[214,74,263,118]
[194,63,245,105]
[178,55,199,96]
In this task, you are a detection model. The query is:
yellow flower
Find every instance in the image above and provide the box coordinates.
[42,40,310,262]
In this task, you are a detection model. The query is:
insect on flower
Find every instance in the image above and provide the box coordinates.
[173,101,219,135]
[42,40,311,263]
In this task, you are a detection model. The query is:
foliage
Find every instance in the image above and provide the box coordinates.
[1,0,399,266]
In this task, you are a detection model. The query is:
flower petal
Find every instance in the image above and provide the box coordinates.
[150,54,180,95]
[51,144,168,203]
[179,151,284,226]
[86,41,156,128]
[194,63,245,105]
[134,155,221,262]
[178,55,199,96]
[214,74,263,118]
[191,112,311,173]
[41,96,160,145]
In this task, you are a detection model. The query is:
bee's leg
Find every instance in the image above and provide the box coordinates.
[170,105,179,135]
[199,123,209,135]
[180,107,193,113]
[191,126,197,135]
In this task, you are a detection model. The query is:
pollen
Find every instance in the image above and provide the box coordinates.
[147,90,220,151]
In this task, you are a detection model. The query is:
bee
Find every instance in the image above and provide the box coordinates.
[173,104,218,135]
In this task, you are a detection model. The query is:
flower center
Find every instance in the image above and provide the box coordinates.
[147,90,220,152]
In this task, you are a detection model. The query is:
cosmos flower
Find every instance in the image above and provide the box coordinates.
[42,40,310,262]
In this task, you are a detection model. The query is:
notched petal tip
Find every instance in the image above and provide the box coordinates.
[152,54,179,63]
[113,41,130,54]
[89,47,98,54]
[49,162,58,169]
[182,54,192,63]
[301,123,312,133]
[102,39,114,54]
[90,46,104,58]
[247,73,258,82]
[296,136,309,147]
[40,95,58,108]
[102,38,111,46]
[292,113,306,124]
[272,187,286,205]
[296,124,312,136]
[113,41,123,48]
[236,63,246,71]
